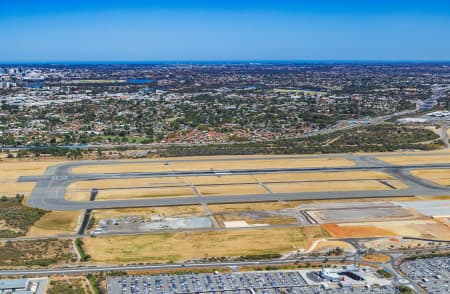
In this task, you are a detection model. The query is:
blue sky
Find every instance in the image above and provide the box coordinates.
[1,1,450,62]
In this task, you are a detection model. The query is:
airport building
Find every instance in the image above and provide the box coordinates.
[0,278,43,294]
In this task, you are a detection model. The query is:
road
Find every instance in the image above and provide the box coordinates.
[0,255,355,277]
[19,153,450,211]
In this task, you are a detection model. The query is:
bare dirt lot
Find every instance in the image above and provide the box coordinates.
[323,219,450,240]
[322,223,396,238]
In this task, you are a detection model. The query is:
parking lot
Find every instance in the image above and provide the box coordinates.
[107,270,396,294]
[400,256,450,294]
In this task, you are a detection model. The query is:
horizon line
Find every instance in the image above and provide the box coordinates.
[1,59,450,65]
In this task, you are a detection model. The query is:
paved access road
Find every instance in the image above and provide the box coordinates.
[20,154,450,211]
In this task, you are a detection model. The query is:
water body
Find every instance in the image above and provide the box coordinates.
[127,78,154,84]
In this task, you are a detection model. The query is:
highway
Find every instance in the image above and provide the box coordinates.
[20,153,450,211]
[0,256,354,277]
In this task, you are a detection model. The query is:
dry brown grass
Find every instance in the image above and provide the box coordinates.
[184,175,257,185]
[311,240,355,252]
[361,254,391,263]
[208,198,419,214]
[208,201,307,213]
[369,220,450,240]
[0,160,65,196]
[266,180,391,193]
[72,157,354,174]
[92,206,206,220]
[411,169,450,186]
[197,184,268,196]
[95,186,195,201]
[254,171,393,182]
[68,177,185,190]
[65,190,92,202]
[83,226,329,264]
[382,180,409,189]
[27,211,80,237]
[378,155,450,165]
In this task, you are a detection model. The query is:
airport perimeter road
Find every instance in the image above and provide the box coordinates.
[21,154,450,211]
[0,256,352,277]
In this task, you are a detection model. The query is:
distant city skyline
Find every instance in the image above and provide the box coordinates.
[1,0,450,62]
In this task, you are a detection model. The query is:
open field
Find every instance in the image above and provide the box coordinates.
[65,190,92,202]
[208,198,419,214]
[92,206,206,222]
[369,220,450,240]
[378,155,450,165]
[197,184,268,197]
[72,157,354,174]
[68,177,185,190]
[83,226,329,264]
[323,220,450,240]
[65,169,409,201]
[67,187,195,202]
[0,160,64,196]
[361,254,391,263]
[266,180,394,194]
[411,169,450,186]
[363,237,446,251]
[0,197,47,238]
[310,240,355,252]
[95,186,195,201]
[0,238,77,267]
[208,201,307,214]
[183,175,258,185]
[27,211,80,237]
[47,278,90,294]
[254,171,394,182]
[322,223,396,238]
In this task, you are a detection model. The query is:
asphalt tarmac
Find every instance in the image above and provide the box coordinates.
[20,154,450,211]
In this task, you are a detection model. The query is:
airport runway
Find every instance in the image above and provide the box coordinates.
[21,154,450,211]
